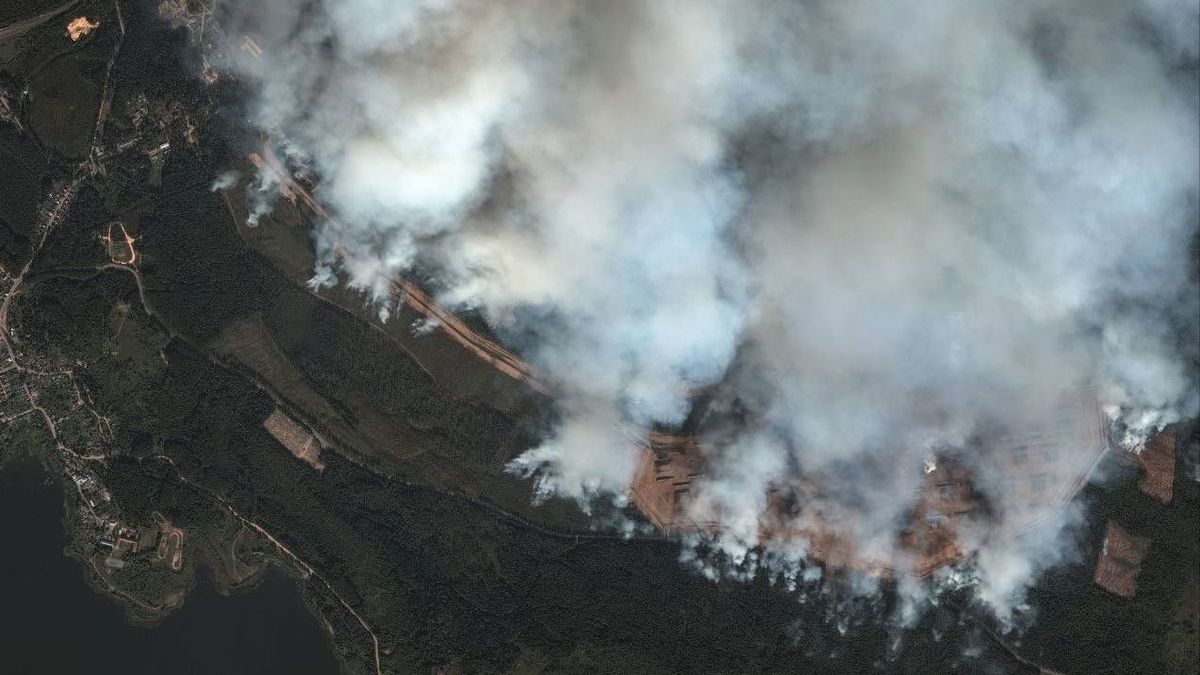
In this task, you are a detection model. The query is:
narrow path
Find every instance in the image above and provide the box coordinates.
[87,0,125,153]
[0,0,83,43]
[249,148,551,395]
[90,555,161,612]
[945,598,1064,674]
[138,444,681,674]
[146,455,384,675]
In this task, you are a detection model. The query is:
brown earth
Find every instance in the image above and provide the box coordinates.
[262,408,325,472]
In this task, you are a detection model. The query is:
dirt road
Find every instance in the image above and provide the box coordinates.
[0,1,83,43]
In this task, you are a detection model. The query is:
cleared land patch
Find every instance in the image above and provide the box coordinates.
[263,408,324,472]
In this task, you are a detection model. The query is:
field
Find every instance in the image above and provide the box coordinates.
[0,3,1195,674]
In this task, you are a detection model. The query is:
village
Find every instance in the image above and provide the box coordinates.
[0,130,186,607]
[0,310,186,582]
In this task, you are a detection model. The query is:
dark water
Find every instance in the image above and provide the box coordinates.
[0,457,342,675]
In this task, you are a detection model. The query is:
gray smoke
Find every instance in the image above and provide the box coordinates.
[209,0,1199,618]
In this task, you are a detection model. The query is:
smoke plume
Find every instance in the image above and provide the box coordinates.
[209,0,1199,617]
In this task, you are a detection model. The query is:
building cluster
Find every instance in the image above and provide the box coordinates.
[61,455,127,564]
[629,390,1184,599]
[98,521,160,570]
[156,0,223,84]
[65,454,182,573]
[628,432,707,533]
[628,388,1112,578]
[88,92,201,180]
[1,341,182,577]
[1091,425,1180,598]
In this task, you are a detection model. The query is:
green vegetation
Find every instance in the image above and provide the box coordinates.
[0,415,53,468]
[0,126,45,268]
[1016,455,1200,675]
[0,3,1194,673]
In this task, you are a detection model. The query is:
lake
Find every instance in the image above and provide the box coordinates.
[0,456,342,675]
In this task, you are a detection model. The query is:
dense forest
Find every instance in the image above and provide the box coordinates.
[0,2,1195,674]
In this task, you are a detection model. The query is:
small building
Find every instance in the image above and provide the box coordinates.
[628,433,711,533]
[992,388,1110,533]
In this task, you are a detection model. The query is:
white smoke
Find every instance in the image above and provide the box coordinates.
[210,169,239,192]
[210,0,1200,619]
